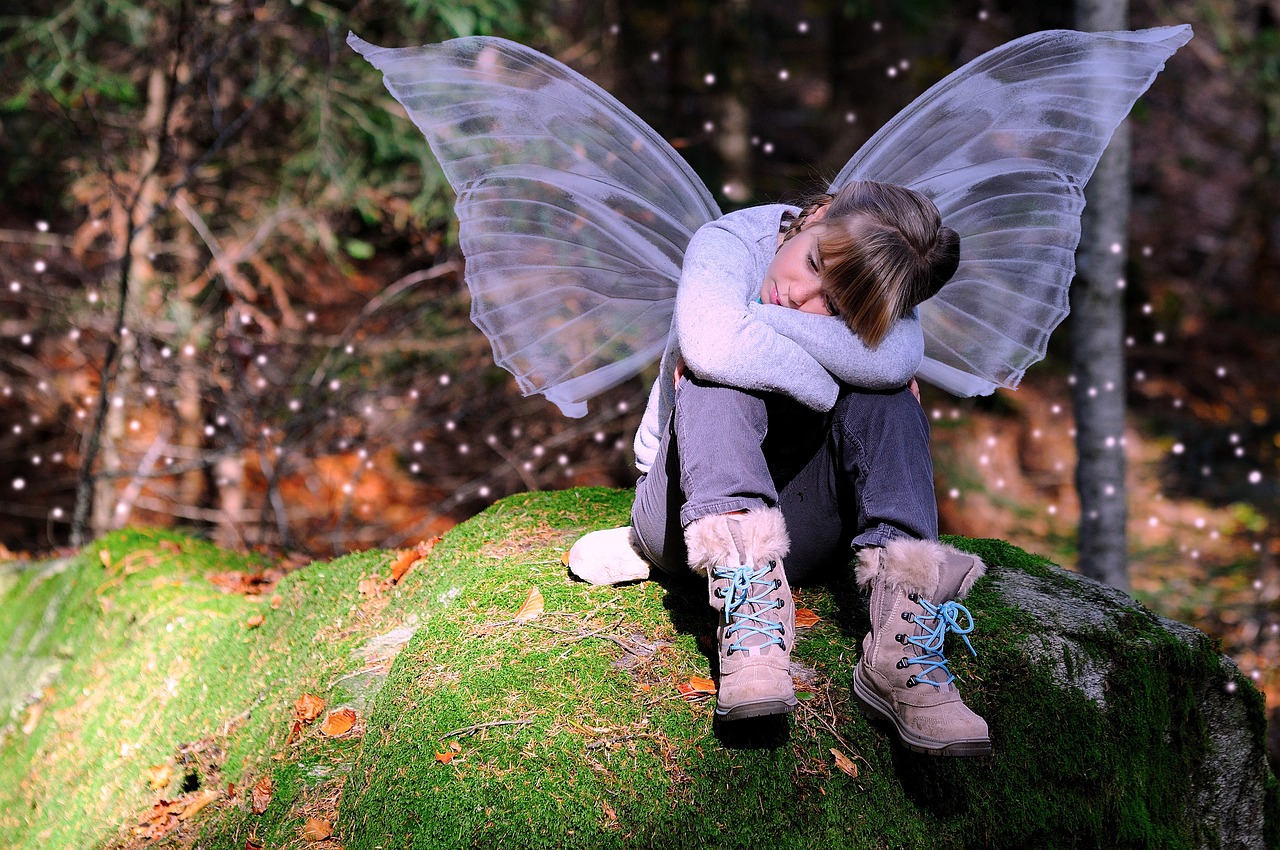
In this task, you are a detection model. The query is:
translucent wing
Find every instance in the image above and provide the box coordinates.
[349,33,720,417]
[832,26,1193,396]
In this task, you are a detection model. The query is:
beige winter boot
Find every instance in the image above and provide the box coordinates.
[685,509,796,720]
[852,538,991,756]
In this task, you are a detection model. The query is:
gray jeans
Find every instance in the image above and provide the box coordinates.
[630,374,938,583]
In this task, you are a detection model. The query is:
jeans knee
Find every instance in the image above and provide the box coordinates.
[833,386,928,441]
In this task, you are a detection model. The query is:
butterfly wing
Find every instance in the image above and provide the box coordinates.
[832,26,1193,396]
[349,34,720,417]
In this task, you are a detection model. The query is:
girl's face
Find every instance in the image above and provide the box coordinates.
[760,214,836,316]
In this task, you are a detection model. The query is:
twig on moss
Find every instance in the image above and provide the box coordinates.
[440,719,532,740]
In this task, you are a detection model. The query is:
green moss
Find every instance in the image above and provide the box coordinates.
[0,490,1274,849]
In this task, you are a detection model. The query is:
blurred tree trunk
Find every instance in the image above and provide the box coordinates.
[1071,0,1130,590]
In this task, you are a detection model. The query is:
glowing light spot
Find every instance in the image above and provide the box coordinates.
[1249,470,1262,484]
[871,20,882,31]
[1109,242,1121,254]
[306,311,316,323]
[948,488,959,499]
[1104,484,1115,496]
[704,73,716,85]
[650,51,660,62]
[204,425,215,436]
[36,220,48,232]
[1047,505,1057,515]
[445,420,456,432]
[183,344,195,357]
[977,9,989,20]
[20,334,31,346]
[413,441,424,452]
[1051,404,1061,415]
[778,68,789,80]
[1142,304,1152,315]
[8,281,18,292]
[594,431,606,443]
[1154,332,1165,344]
[886,66,898,78]
[410,463,421,473]
[288,399,300,411]
[1134,370,1145,381]
[762,142,774,154]
[1148,516,1158,527]
[439,374,451,386]
[1171,443,1185,455]
[33,260,46,273]
[617,401,630,412]
[979,455,989,466]
[1125,337,1135,347]
[52,507,63,519]
[533,445,545,457]
[329,379,340,391]
[704,121,715,133]
[557,454,569,466]
[12,478,24,490]
[458,443,470,455]
[88,291,99,303]
[845,111,856,123]
[798,20,809,33]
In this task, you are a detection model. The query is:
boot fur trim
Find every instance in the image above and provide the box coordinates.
[684,509,789,576]
[856,538,985,597]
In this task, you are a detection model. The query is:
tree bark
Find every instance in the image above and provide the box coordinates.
[1071,0,1130,590]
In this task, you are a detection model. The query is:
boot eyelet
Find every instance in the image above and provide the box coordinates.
[906,675,918,687]
[901,612,914,621]
[780,642,787,651]
[726,647,736,656]
[773,579,782,590]
[895,633,906,643]
[775,599,785,609]
[714,588,725,598]
[897,658,909,669]
[908,592,918,602]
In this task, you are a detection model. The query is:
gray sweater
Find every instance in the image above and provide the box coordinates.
[634,204,923,473]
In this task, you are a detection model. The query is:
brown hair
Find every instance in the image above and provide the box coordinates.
[781,181,960,347]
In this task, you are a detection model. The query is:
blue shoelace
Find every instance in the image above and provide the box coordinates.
[902,598,977,687]
[711,562,785,654]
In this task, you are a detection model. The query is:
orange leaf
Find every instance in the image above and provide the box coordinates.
[285,719,303,747]
[250,776,273,814]
[831,748,859,778]
[794,608,821,628]
[269,594,282,610]
[178,788,221,819]
[302,817,333,841]
[678,676,717,699]
[513,587,544,622]
[245,837,264,850]
[147,763,173,790]
[294,693,325,724]
[561,550,571,567]
[320,708,357,737]
[434,750,457,764]
[245,614,265,629]
[388,549,418,584]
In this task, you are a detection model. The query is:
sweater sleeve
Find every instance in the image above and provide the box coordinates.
[748,304,923,388]
[673,220,840,411]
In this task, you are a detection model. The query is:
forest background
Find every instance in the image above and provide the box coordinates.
[1,0,1278,757]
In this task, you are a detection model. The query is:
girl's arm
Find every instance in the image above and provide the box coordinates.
[674,221,841,411]
[748,303,923,388]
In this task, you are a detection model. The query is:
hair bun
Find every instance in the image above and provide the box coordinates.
[929,226,961,290]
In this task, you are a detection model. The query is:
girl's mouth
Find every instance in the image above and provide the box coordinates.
[771,285,781,307]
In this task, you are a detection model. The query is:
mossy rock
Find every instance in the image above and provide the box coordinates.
[0,489,1275,849]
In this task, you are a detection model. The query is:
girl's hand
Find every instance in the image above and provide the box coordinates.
[909,378,920,402]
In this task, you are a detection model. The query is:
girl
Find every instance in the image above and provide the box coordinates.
[573,181,991,756]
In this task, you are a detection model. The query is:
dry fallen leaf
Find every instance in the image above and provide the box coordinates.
[147,763,173,790]
[435,749,457,764]
[250,776,274,814]
[602,800,618,823]
[294,693,325,724]
[285,719,303,747]
[388,549,418,584]
[245,613,265,629]
[99,549,112,569]
[358,577,383,598]
[513,587,544,622]
[178,788,221,819]
[320,708,357,737]
[302,817,333,841]
[678,676,717,699]
[831,748,859,779]
[794,608,821,628]
[269,594,282,610]
[21,703,42,735]
[245,837,264,850]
